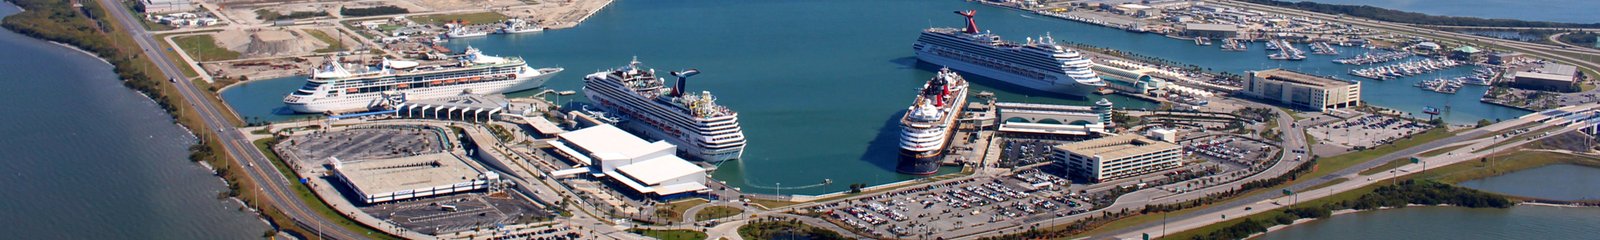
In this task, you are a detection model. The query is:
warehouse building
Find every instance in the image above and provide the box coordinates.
[140,0,195,14]
[550,124,710,199]
[1181,23,1239,39]
[1052,134,1183,182]
[1513,63,1583,92]
[1245,69,1361,112]
[330,152,497,204]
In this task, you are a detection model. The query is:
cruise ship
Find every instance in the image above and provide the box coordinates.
[897,68,970,175]
[283,47,562,113]
[913,10,1105,97]
[583,58,746,162]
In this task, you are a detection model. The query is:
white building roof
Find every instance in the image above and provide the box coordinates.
[616,155,705,185]
[559,124,670,159]
[332,152,484,196]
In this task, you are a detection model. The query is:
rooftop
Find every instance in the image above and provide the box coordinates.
[1516,63,1580,81]
[615,155,705,185]
[1184,23,1239,32]
[405,94,510,110]
[558,124,673,159]
[1254,69,1356,88]
[1054,134,1179,160]
[333,152,485,196]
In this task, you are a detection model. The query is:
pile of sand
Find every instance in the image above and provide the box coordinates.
[215,29,330,58]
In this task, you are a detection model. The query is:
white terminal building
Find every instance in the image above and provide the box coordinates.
[549,124,710,199]
[330,152,498,204]
[1052,134,1182,183]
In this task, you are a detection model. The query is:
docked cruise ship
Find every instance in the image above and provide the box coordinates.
[283,47,562,113]
[897,68,970,175]
[583,58,746,162]
[913,10,1105,97]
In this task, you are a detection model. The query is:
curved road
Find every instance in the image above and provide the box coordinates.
[95,0,366,239]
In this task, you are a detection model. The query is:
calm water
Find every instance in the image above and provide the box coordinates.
[1257,205,1600,240]
[1303,0,1600,24]
[222,0,1530,194]
[1459,164,1600,201]
[0,3,268,239]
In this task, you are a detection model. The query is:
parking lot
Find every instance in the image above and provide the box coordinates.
[1308,114,1431,149]
[281,125,449,166]
[814,169,1095,238]
[361,191,550,235]
[1183,134,1281,167]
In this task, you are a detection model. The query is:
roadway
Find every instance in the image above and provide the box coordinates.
[95,0,365,239]
[1109,103,1600,239]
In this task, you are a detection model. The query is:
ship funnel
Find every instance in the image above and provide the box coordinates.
[670,69,700,97]
[954,10,979,34]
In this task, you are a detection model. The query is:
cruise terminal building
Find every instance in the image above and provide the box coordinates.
[550,124,710,199]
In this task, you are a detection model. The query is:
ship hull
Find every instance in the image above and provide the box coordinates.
[914,49,1097,97]
[286,69,559,113]
[586,93,745,163]
[896,149,943,175]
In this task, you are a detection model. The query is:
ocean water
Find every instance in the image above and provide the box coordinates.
[0,2,268,239]
[1257,205,1600,240]
[221,0,1530,194]
[1458,164,1600,201]
[1303,0,1600,24]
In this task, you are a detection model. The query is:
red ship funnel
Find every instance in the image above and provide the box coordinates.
[955,10,978,34]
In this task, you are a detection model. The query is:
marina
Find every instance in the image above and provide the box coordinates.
[1415,77,1465,94]
[1349,58,1465,80]
[1334,50,1412,65]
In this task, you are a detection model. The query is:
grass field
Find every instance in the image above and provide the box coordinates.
[695,206,743,221]
[1473,125,1563,153]
[173,35,240,61]
[633,229,706,240]
[410,12,508,25]
[303,29,343,53]
[655,198,708,222]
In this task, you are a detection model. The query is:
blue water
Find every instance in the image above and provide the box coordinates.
[222,0,1530,194]
[1459,164,1600,201]
[1258,205,1600,240]
[1303,0,1600,24]
[0,2,268,239]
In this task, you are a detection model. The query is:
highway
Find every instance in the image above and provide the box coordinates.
[95,0,365,239]
[1109,103,1600,239]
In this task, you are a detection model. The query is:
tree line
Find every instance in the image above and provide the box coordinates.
[1192,179,1511,240]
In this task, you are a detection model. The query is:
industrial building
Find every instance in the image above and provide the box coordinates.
[1181,23,1238,39]
[550,124,710,198]
[1052,134,1183,183]
[330,152,498,204]
[1513,63,1583,92]
[139,0,195,14]
[1245,69,1361,112]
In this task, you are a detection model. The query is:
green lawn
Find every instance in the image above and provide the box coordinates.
[633,229,706,240]
[410,12,508,25]
[695,206,743,221]
[303,29,343,53]
[173,35,241,61]
[655,198,708,222]
[254,138,401,240]
[152,33,200,78]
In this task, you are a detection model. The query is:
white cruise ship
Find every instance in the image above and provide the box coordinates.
[897,68,970,175]
[913,10,1105,97]
[583,58,746,162]
[283,47,561,113]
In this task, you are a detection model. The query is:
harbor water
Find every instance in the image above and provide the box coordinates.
[1257,205,1600,240]
[222,0,1530,195]
[1457,164,1600,201]
[0,2,269,239]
